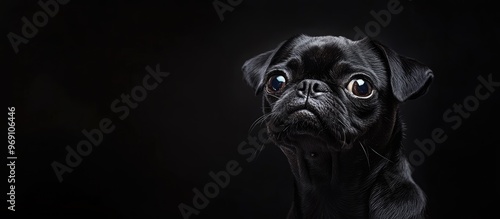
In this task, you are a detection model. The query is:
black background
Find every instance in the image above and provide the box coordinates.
[3,0,499,218]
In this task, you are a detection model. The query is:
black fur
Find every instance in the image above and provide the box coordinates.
[242,35,432,219]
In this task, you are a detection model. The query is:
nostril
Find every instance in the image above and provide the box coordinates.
[296,80,309,97]
[312,83,319,92]
[312,81,330,93]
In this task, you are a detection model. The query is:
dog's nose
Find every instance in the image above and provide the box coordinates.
[297,79,328,98]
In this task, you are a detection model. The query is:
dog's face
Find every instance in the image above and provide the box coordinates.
[243,35,433,153]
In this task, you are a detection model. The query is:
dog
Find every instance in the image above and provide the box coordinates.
[241,34,432,219]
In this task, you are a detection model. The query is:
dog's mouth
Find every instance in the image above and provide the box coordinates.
[268,106,348,150]
[288,108,322,127]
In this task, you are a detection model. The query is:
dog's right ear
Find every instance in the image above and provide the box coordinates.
[242,42,285,95]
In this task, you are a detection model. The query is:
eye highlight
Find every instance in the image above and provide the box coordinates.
[346,78,374,98]
[266,73,287,93]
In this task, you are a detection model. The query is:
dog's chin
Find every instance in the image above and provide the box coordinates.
[268,109,344,151]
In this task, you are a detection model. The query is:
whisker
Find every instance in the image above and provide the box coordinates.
[248,113,270,133]
[369,146,394,163]
[333,118,348,149]
[250,143,266,160]
[267,94,280,99]
[359,142,371,169]
[277,125,290,140]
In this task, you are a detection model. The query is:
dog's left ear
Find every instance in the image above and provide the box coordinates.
[372,40,434,102]
[242,41,285,95]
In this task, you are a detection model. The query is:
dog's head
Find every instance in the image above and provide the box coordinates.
[242,35,433,152]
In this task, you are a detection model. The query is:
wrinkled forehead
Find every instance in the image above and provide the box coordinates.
[269,36,387,84]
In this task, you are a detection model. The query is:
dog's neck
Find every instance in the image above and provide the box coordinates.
[280,120,404,219]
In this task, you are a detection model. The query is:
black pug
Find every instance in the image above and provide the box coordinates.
[242,35,433,219]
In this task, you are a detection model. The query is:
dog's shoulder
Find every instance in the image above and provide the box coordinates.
[368,158,427,219]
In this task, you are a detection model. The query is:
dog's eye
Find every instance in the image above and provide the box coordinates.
[267,74,287,93]
[347,79,373,98]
